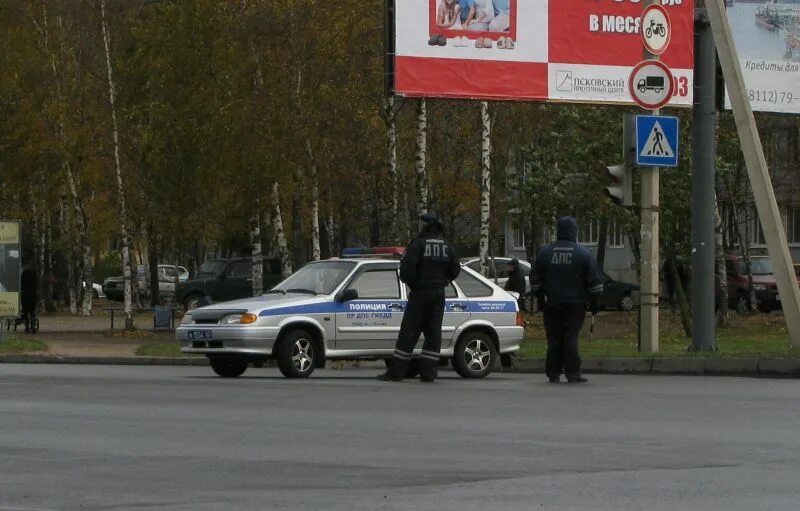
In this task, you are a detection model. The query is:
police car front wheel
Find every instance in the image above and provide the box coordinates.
[453,332,496,379]
[276,329,317,378]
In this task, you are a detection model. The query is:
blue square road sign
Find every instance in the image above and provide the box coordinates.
[636,115,679,167]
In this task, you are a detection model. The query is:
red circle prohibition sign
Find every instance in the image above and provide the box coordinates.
[641,4,672,56]
[628,60,675,110]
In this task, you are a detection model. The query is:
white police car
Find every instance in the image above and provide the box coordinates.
[177,251,524,379]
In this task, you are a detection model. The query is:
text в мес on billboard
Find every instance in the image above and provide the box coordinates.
[394,0,694,104]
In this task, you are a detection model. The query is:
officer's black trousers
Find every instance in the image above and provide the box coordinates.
[543,303,586,379]
[388,288,445,380]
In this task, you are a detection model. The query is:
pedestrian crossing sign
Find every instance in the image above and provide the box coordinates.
[635,115,679,167]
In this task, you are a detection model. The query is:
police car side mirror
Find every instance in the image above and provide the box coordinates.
[507,291,520,301]
[337,288,359,302]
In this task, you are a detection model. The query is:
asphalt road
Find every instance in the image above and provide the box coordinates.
[1,365,798,511]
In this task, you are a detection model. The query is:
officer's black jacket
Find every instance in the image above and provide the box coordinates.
[400,227,460,289]
[504,270,526,296]
[530,217,604,305]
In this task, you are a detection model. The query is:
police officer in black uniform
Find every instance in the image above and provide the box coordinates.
[377,213,460,382]
[531,216,604,384]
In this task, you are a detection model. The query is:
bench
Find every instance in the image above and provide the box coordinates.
[102,306,180,331]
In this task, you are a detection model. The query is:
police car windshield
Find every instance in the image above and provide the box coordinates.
[271,261,356,295]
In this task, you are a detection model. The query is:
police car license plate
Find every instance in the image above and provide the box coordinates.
[188,330,213,341]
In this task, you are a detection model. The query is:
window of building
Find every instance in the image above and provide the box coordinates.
[511,224,525,249]
[348,270,400,299]
[750,207,766,246]
[577,218,600,245]
[787,206,800,245]
[608,220,625,248]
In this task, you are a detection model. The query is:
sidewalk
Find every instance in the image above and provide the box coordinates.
[0,311,799,376]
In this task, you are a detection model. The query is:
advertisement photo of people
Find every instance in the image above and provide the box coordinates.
[429,0,516,49]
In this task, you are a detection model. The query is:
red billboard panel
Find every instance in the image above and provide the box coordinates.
[394,0,694,106]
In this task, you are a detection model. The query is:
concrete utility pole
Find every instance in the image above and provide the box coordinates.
[640,0,661,353]
[706,0,800,348]
[691,9,716,351]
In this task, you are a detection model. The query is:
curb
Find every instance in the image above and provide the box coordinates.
[2,355,799,377]
[510,357,800,377]
[0,355,208,366]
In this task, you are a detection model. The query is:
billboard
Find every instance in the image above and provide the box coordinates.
[0,221,21,318]
[394,0,694,105]
[725,1,800,114]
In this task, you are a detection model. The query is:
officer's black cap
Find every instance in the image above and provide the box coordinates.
[419,213,440,224]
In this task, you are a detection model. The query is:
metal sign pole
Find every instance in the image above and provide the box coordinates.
[639,0,662,353]
[640,132,660,354]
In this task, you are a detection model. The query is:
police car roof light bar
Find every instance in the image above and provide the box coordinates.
[341,246,406,258]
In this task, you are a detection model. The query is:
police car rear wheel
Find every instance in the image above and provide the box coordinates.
[209,357,248,378]
[277,329,316,378]
[453,333,496,379]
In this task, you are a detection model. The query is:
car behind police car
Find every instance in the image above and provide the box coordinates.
[177,258,524,379]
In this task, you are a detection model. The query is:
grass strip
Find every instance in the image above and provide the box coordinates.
[0,338,49,354]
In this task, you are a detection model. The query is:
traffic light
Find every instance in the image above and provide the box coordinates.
[604,113,637,207]
[605,163,633,206]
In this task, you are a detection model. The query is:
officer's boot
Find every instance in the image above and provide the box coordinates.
[376,358,406,382]
[419,359,438,382]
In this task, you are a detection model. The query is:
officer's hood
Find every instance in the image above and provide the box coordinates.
[556,216,578,242]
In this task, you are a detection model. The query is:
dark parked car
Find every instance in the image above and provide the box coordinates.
[721,255,779,313]
[176,258,283,310]
[597,273,639,312]
[102,276,124,301]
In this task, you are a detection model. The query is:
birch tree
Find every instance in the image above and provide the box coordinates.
[714,193,729,326]
[250,209,264,296]
[37,2,93,316]
[306,139,321,261]
[100,0,133,328]
[272,182,293,278]
[479,101,492,276]
[385,96,400,243]
[415,99,429,216]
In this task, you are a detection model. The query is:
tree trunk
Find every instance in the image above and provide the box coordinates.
[251,209,264,296]
[272,182,293,278]
[39,4,92,316]
[714,193,729,326]
[148,240,159,307]
[415,99,428,216]
[479,101,492,276]
[596,216,608,270]
[44,212,55,313]
[100,0,133,328]
[306,139,321,261]
[292,166,305,268]
[386,96,399,243]
[670,256,693,337]
[325,211,336,258]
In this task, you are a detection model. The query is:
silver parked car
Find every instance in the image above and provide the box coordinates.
[177,258,524,379]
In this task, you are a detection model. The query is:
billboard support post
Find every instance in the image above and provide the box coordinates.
[706,0,800,348]
[691,9,716,352]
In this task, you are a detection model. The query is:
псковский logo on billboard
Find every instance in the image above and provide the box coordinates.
[393,0,694,105]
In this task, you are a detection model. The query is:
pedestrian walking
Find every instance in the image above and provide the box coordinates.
[377,213,461,382]
[530,217,604,384]
[20,265,38,333]
[503,258,527,312]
